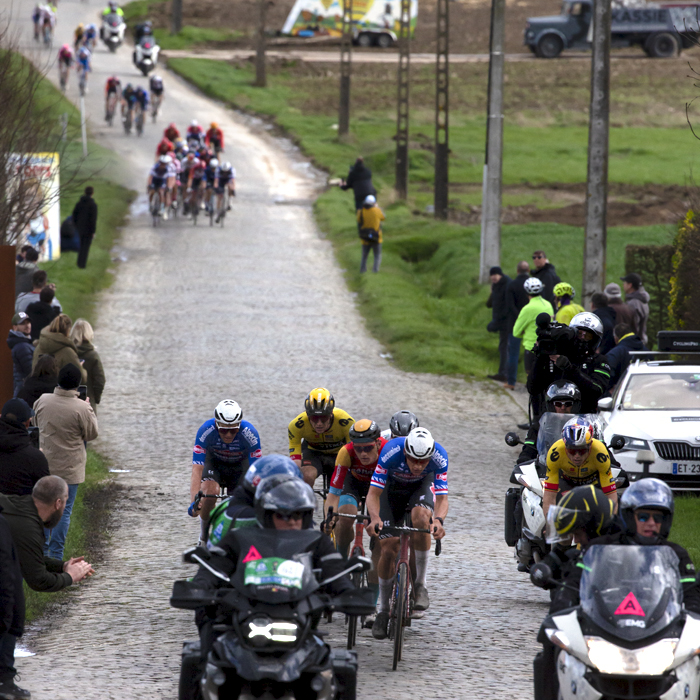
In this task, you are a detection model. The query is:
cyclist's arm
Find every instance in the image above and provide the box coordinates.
[366,484,383,533]
[543,442,562,518]
[433,494,448,539]
[287,415,305,466]
[595,448,618,511]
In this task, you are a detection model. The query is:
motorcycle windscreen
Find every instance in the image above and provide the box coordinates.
[105,13,122,26]
[580,545,681,642]
[536,412,607,466]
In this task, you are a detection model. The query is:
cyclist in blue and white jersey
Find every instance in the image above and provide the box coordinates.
[366,427,448,638]
[189,399,262,544]
[213,161,235,222]
[134,85,149,112]
[77,45,91,74]
[203,157,218,213]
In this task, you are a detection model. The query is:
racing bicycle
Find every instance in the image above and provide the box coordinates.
[78,66,89,97]
[58,61,69,92]
[105,93,118,126]
[215,188,229,227]
[123,106,132,135]
[150,93,161,122]
[134,103,144,137]
[149,188,165,226]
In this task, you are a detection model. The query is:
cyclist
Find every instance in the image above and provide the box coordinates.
[553,282,584,326]
[155,136,173,159]
[150,75,164,104]
[57,44,73,88]
[33,4,42,41]
[104,75,121,120]
[102,1,124,16]
[380,409,419,440]
[84,23,98,50]
[73,22,85,51]
[76,45,91,88]
[134,85,149,115]
[367,427,448,637]
[133,19,153,43]
[188,400,262,544]
[40,5,56,45]
[206,454,303,549]
[186,119,205,149]
[543,416,617,519]
[183,152,205,214]
[121,82,136,121]
[205,121,224,155]
[213,161,235,222]
[288,388,354,488]
[203,157,219,213]
[147,156,171,218]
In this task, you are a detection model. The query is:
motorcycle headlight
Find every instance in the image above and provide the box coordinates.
[614,435,650,452]
[585,636,678,675]
[246,616,299,648]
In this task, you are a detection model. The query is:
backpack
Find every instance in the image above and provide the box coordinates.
[358,209,379,243]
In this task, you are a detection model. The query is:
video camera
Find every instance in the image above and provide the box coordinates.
[535,313,576,356]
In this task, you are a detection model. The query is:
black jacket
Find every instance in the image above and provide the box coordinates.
[17,374,58,409]
[7,331,34,395]
[341,161,376,209]
[72,195,98,237]
[592,306,616,354]
[25,300,59,341]
[0,509,24,638]
[606,334,648,386]
[506,273,530,328]
[531,263,561,304]
[486,275,512,332]
[0,418,49,496]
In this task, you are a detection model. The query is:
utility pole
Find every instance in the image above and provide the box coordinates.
[479,0,505,283]
[171,0,182,34]
[394,0,411,199]
[338,0,353,135]
[433,0,449,219]
[582,0,612,307]
[254,0,270,87]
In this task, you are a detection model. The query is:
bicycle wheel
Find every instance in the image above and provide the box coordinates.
[346,546,365,650]
[391,562,408,670]
[151,191,161,227]
[136,111,143,136]
[191,194,199,225]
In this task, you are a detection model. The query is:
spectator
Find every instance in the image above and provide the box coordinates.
[72,186,98,269]
[0,399,49,496]
[512,278,554,376]
[15,245,34,264]
[590,292,616,354]
[603,282,634,328]
[553,283,584,325]
[341,157,376,211]
[606,323,648,388]
[60,216,80,253]
[15,269,62,314]
[486,266,512,382]
[0,500,25,700]
[504,261,531,390]
[31,314,87,383]
[26,286,60,341]
[33,364,98,559]
[357,195,385,274]
[530,250,561,304]
[6,313,34,398]
[14,248,39,297]
[17,355,59,409]
[621,273,650,345]
[70,319,105,410]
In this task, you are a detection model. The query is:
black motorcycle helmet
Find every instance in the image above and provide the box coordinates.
[620,478,674,543]
[545,380,582,414]
[389,410,419,438]
[254,474,315,530]
[546,485,615,544]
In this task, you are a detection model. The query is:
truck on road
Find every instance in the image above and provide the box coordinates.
[525,0,699,58]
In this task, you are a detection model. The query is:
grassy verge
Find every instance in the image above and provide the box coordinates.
[672,498,700,567]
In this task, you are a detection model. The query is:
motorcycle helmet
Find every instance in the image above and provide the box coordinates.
[304,388,335,417]
[389,410,419,438]
[553,282,576,300]
[404,427,435,460]
[109,1,118,10]
[620,478,674,541]
[255,474,315,529]
[545,485,615,544]
[349,419,380,444]
[214,399,243,428]
[561,416,593,450]
[524,278,544,296]
[570,312,604,355]
[243,454,302,495]
[545,381,582,414]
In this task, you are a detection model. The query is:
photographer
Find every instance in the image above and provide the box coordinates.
[518,313,612,463]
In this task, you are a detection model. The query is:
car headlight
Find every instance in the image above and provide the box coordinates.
[246,616,299,647]
[585,636,677,675]
[614,435,650,452]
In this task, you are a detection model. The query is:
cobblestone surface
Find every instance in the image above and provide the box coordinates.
[4,1,549,697]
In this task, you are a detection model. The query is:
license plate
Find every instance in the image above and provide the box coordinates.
[672,463,700,474]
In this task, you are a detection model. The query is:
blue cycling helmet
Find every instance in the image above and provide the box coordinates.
[243,454,302,495]
[562,416,594,450]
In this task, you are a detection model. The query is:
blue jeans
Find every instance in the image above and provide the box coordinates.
[507,334,522,386]
[45,483,79,560]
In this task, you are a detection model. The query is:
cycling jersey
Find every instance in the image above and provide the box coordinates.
[207,485,257,550]
[105,78,120,94]
[135,89,149,108]
[329,437,388,495]
[204,165,217,185]
[544,438,616,494]
[59,48,73,64]
[150,77,164,94]
[287,408,354,462]
[192,418,262,468]
[371,436,449,494]
[205,127,224,150]
[216,168,235,185]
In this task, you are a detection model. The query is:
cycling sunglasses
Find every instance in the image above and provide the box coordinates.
[353,444,376,454]
[553,400,574,408]
[565,447,589,457]
[217,427,239,435]
[635,512,664,524]
[273,511,305,522]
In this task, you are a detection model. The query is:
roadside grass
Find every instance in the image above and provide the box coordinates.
[672,498,700,567]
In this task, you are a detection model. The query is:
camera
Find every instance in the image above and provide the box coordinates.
[535,314,576,356]
[27,426,40,449]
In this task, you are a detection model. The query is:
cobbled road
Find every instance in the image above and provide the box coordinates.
[4,1,549,696]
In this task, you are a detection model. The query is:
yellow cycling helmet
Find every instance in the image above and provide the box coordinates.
[553,282,576,299]
[548,485,614,542]
[210,122,218,129]
[304,388,335,417]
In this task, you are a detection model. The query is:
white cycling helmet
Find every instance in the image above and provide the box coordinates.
[221,161,232,172]
[214,399,243,428]
[209,158,219,168]
[363,194,376,206]
[524,277,544,296]
[159,155,171,164]
[190,119,198,127]
[404,427,435,460]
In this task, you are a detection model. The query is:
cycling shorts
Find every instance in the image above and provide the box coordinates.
[214,186,229,195]
[558,472,606,493]
[338,472,370,508]
[201,456,249,491]
[301,443,337,482]
[150,176,167,190]
[151,86,163,95]
[190,176,203,188]
[106,85,119,94]
[205,179,215,189]
[377,477,434,540]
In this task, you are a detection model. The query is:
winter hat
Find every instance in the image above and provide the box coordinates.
[489,266,503,276]
[604,283,622,299]
[58,363,82,390]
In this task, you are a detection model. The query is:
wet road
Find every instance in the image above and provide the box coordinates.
[3,2,548,697]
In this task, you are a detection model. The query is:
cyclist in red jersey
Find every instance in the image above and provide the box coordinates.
[164,122,180,142]
[155,137,173,159]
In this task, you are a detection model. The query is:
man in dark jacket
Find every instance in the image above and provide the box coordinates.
[504,261,531,389]
[25,286,59,342]
[14,249,39,297]
[0,399,49,496]
[606,323,648,388]
[340,157,376,211]
[60,216,80,253]
[590,293,616,354]
[621,273,650,345]
[6,314,34,398]
[486,266,512,382]
[530,250,561,304]
[72,186,98,269]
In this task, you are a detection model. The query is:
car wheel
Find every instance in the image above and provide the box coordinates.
[645,32,679,58]
[376,33,392,49]
[535,34,563,58]
[356,32,372,48]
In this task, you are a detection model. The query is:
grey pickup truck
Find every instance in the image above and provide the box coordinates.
[525,0,699,58]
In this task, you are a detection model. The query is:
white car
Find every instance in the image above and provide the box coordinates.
[600,359,700,490]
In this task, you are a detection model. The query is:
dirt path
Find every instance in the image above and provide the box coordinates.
[4,2,548,698]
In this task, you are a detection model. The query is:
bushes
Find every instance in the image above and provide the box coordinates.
[669,211,700,330]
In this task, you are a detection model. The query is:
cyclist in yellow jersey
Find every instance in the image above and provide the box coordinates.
[288,388,354,487]
[543,416,617,518]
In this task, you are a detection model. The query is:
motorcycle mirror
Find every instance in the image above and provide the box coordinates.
[505,432,521,447]
[331,587,376,617]
[182,545,210,565]
[346,555,372,572]
[530,562,553,589]
[610,435,626,451]
[170,580,217,610]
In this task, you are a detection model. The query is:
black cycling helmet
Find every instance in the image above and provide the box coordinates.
[349,419,380,444]
[546,485,615,544]
[243,454,302,495]
[620,478,674,542]
[254,474,315,529]
[389,410,419,438]
[545,381,582,414]
[304,387,335,417]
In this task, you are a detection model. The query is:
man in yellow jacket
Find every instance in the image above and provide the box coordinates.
[357,195,385,273]
[512,277,554,375]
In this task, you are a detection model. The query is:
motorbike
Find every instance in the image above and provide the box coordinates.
[504,412,626,572]
[539,544,700,700]
[133,35,159,76]
[170,530,375,700]
[100,13,125,52]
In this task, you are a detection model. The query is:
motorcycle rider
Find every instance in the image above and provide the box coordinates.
[102,1,124,16]
[133,19,153,43]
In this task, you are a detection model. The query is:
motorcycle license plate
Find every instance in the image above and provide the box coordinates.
[672,462,700,474]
